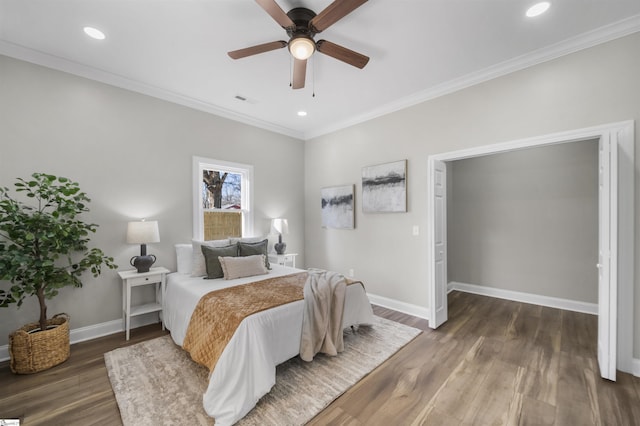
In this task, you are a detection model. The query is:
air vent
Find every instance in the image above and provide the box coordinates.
[234,95,247,101]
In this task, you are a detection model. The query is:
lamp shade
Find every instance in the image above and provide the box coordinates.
[270,218,289,235]
[126,221,160,244]
[288,36,315,60]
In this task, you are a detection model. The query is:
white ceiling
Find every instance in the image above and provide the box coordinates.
[1,1,640,140]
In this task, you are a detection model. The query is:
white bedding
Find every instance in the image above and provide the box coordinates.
[164,265,374,426]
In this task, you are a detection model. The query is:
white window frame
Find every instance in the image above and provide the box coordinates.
[192,156,254,240]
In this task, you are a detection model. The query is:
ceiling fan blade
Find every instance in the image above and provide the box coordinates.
[310,0,368,33]
[255,0,295,29]
[292,58,307,89]
[228,41,287,59]
[316,40,369,69]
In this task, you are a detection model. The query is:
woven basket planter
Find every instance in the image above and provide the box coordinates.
[9,313,70,374]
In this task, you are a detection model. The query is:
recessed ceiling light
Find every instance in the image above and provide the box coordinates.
[83,26,105,40]
[526,2,550,18]
[297,111,307,117]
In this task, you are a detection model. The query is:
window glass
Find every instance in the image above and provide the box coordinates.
[193,157,253,240]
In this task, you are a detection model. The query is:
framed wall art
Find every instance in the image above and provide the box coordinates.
[362,160,407,213]
[321,185,355,229]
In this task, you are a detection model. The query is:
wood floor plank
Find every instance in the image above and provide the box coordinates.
[518,396,556,425]
[533,306,562,354]
[595,371,640,425]
[516,347,560,407]
[459,359,523,425]
[2,292,640,425]
[560,309,597,357]
[413,336,502,422]
[555,352,601,424]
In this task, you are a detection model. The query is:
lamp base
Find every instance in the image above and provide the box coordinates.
[130,254,157,273]
[274,242,287,255]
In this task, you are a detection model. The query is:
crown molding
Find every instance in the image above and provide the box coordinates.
[1,14,638,142]
[0,40,305,140]
[303,14,640,140]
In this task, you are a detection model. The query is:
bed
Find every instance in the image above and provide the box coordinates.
[163,242,374,426]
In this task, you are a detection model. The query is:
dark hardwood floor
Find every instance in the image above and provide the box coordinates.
[1,291,639,425]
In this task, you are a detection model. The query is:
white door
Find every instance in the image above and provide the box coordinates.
[597,137,617,381]
[428,159,447,328]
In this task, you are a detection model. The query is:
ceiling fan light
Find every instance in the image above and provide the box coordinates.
[289,36,315,60]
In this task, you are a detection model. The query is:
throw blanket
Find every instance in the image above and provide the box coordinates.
[183,272,308,372]
[300,269,352,362]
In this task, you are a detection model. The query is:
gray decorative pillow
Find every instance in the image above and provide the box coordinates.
[238,239,270,269]
[219,255,268,280]
[201,244,238,279]
[191,239,231,277]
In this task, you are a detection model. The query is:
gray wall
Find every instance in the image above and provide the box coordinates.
[447,141,599,303]
[304,33,640,356]
[0,54,305,347]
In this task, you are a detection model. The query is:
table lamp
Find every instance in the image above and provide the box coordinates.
[127,220,160,273]
[271,218,289,254]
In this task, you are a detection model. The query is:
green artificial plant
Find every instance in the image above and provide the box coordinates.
[0,173,117,332]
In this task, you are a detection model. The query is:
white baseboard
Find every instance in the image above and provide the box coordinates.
[367,293,429,320]
[633,358,640,378]
[0,313,160,363]
[4,298,635,377]
[449,281,598,315]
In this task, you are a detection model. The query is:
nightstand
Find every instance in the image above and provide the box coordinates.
[268,253,298,268]
[117,267,170,340]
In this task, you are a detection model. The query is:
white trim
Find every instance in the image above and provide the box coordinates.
[633,358,640,378]
[449,281,598,315]
[3,305,635,378]
[432,120,633,161]
[1,15,638,141]
[0,40,304,140]
[615,125,635,374]
[427,121,634,376]
[192,156,254,240]
[305,15,640,139]
[447,282,456,293]
[367,293,429,320]
[0,314,160,362]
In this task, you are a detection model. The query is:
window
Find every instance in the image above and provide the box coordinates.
[193,157,253,240]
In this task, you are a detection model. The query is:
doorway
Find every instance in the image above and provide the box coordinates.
[427,121,634,380]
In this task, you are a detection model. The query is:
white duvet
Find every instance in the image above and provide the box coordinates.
[163,265,374,426]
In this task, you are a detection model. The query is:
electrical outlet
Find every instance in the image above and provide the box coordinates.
[412,225,419,236]
[348,269,354,277]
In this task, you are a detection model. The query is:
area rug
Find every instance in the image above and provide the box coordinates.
[104,315,421,426]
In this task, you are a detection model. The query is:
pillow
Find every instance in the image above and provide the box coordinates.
[229,236,265,244]
[191,239,231,277]
[230,236,275,257]
[238,239,270,269]
[201,244,238,279]
[175,244,193,274]
[219,255,268,280]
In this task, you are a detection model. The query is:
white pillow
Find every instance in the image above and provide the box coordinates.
[191,239,231,277]
[219,254,268,280]
[175,244,193,274]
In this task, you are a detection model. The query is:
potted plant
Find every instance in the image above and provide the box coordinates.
[0,173,116,374]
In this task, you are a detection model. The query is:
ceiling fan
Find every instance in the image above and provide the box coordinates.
[228,0,370,89]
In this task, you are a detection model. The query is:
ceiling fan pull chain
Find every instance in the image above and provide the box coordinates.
[312,56,316,97]
[289,55,293,87]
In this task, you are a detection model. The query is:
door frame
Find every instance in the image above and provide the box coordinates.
[427,120,634,375]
